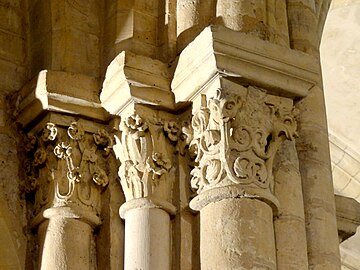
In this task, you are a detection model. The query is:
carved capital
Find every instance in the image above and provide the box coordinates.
[114,107,189,216]
[24,120,114,226]
[189,86,297,211]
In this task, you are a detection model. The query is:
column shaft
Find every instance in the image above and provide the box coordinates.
[296,86,341,269]
[124,208,171,270]
[40,216,95,270]
[200,198,276,270]
[273,140,309,269]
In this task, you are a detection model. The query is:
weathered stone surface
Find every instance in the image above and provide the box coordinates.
[0,1,349,269]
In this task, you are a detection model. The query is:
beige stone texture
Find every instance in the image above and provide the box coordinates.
[103,0,169,67]
[15,70,110,128]
[176,0,216,52]
[0,1,349,269]
[296,86,341,269]
[28,0,101,78]
[101,51,174,115]
[0,1,28,269]
[273,140,309,270]
[39,215,96,270]
[124,208,171,270]
[201,199,276,270]
[335,195,360,242]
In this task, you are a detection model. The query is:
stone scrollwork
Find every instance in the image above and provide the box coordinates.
[24,121,113,218]
[190,87,298,195]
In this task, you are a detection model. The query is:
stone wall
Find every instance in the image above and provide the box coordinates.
[0,0,28,269]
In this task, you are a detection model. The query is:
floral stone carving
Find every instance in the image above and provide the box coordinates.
[24,121,113,220]
[190,86,297,201]
[115,112,185,206]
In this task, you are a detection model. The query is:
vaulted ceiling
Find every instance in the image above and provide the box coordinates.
[321,0,360,269]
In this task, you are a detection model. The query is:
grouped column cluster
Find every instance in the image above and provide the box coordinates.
[11,0,341,269]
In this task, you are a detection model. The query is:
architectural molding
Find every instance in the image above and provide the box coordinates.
[101,51,175,116]
[172,25,320,105]
[14,70,110,128]
[335,194,360,243]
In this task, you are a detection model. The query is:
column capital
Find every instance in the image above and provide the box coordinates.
[114,105,190,218]
[189,85,297,212]
[23,115,114,227]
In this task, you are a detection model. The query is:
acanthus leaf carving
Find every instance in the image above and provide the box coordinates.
[190,86,298,196]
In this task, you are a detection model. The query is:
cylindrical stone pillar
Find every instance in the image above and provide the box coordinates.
[39,208,98,270]
[188,85,297,270]
[273,140,309,269]
[286,0,318,55]
[296,85,341,269]
[122,207,171,270]
[216,0,267,33]
[200,198,276,270]
[115,112,177,270]
[176,0,216,51]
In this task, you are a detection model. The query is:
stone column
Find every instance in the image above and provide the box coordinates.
[39,209,96,270]
[273,140,309,269]
[215,0,289,45]
[176,0,216,51]
[296,85,341,269]
[113,107,183,270]
[188,86,298,269]
[24,119,113,270]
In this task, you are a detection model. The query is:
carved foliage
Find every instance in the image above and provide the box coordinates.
[190,87,297,194]
[116,113,185,202]
[24,122,113,214]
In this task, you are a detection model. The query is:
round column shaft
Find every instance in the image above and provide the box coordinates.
[40,214,95,270]
[200,198,276,270]
[123,207,171,270]
[216,0,267,32]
